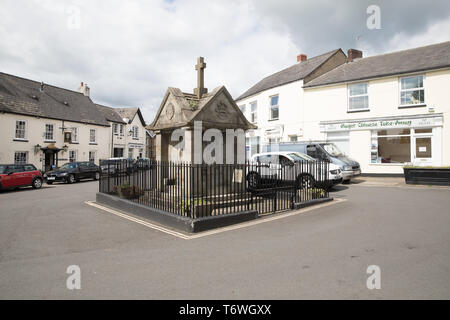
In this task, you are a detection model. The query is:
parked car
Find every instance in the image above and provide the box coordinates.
[265,142,361,183]
[133,158,153,170]
[44,162,101,184]
[100,158,135,175]
[247,152,342,190]
[291,152,343,188]
[0,164,43,191]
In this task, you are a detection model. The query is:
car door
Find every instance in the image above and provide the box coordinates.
[8,165,26,187]
[279,156,295,182]
[78,162,89,179]
[1,166,15,188]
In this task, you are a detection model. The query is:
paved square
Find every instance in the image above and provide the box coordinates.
[0,179,449,299]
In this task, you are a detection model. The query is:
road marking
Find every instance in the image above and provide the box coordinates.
[85,198,346,240]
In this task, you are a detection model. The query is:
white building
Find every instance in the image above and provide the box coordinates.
[0,73,148,171]
[236,41,450,175]
[235,50,347,157]
[96,104,148,160]
[303,42,450,174]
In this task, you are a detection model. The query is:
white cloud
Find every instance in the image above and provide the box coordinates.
[0,0,300,123]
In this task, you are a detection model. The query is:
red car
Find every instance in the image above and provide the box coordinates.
[0,164,43,191]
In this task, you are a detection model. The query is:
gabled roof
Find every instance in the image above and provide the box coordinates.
[0,72,110,126]
[95,104,127,123]
[236,49,342,100]
[148,86,257,131]
[304,41,450,88]
[115,107,146,126]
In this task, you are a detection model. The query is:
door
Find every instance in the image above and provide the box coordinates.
[413,136,433,166]
[44,152,55,172]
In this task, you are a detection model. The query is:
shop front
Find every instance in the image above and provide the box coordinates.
[320,114,444,175]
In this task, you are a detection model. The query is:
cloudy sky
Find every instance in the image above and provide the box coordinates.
[1,0,449,123]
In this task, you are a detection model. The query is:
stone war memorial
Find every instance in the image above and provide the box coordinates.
[147,57,256,196]
[97,57,331,233]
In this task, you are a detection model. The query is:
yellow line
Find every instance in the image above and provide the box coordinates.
[85,198,346,240]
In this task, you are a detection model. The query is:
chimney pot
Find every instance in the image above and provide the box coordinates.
[297,54,307,63]
[347,49,363,62]
[78,82,90,97]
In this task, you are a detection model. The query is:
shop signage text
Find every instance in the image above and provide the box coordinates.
[322,116,442,133]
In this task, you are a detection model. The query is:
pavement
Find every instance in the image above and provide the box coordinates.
[0,178,450,299]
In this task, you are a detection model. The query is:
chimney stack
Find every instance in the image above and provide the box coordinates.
[297,54,307,63]
[78,82,90,97]
[347,49,363,62]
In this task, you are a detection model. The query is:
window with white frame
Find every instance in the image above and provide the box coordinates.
[71,127,78,143]
[348,83,369,111]
[89,151,96,163]
[113,123,118,135]
[69,150,77,162]
[132,126,139,139]
[89,129,96,143]
[269,95,279,120]
[120,124,124,136]
[250,101,257,123]
[400,75,425,106]
[14,151,27,164]
[128,148,134,158]
[45,124,54,141]
[15,120,27,140]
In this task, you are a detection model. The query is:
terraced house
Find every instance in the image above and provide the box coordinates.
[0,73,148,171]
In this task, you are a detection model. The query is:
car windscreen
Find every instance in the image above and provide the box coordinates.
[288,153,309,162]
[293,153,316,161]
[0,165,6,174]
[59,163,77,169]
[320,143,345,157]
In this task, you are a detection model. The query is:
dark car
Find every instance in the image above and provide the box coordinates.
[100,158,135,175]
[0,164,43,191]
[44,161,101,184]
[134,158,153,170]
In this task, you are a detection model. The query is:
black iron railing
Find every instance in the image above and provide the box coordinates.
[99,160,330,218]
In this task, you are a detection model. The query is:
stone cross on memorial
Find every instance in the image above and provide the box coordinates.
[194,57,208,99]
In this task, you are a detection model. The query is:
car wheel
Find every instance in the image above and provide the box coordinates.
[297,174,314,189]
[94,172,100,180]
[32,178,43,189]
[247,172,261,189]
[67,174,75,184]
[47,181,53,185]
[342,179,351,184]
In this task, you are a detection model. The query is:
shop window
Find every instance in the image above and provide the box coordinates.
[400,75,425,106]
[372,129,411,164]
[414,128,432,134]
